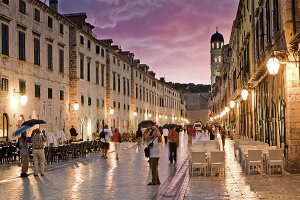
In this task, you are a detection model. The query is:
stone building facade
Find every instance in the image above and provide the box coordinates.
[211,0,300,170]
[182,93,209,124]
[0,0,71,141]
[0,0,186,141]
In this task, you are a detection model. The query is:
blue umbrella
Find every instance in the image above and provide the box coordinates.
[14,125,31,136]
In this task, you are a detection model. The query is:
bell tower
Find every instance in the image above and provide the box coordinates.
[210,27,224,86]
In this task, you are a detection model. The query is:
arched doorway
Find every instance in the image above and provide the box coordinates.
[0,113,9,141]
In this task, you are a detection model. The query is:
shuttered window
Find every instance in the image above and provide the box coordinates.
[47,44,53,70]
[18,31,25,60]
[59,49,64,73]
[1,24,9,56]
[34,38,40,65]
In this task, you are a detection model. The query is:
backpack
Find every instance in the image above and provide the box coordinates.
[100,131,105,139]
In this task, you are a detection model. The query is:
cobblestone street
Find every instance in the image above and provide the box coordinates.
[1,134,300,200]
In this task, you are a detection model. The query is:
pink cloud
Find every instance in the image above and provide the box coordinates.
[60,0,239,84]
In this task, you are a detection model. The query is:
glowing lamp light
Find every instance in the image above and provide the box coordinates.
[230,100,235,108]
[109,108,114,115]
[267,55,280,75]
[73,102,79,111]
[241,89,249,100]
[175,117,177,120]
[159,115,162,119]
[148,113,152,118]
[225,107,230,113]
[11,95,18,108]
[20,95,27,106]
[165,116,168,119]
[133,111,137,116]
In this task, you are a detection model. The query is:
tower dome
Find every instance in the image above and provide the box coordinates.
[210,29,224,43]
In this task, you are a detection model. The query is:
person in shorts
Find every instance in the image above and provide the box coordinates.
[100,125,112,159]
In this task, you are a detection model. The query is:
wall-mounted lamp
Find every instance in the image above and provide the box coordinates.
[225,107,230,113]
[133,111,137,116]
[230,100,235,108]
[241,89,249,100]
[73,102,79,111]
[267,53,281,75]
[109,108,114,115]
[159,114,162,119]
[165,116,168,120]
[20,95,27,106]
[148,113,152,118]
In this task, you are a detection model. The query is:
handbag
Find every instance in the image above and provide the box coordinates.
[144,138,155,158]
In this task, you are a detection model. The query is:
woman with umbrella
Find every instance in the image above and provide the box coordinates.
[18,131,30,177]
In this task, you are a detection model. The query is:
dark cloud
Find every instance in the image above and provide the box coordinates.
[60,0,239,84]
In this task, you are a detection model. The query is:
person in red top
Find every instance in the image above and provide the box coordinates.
[187,127,194,144]
[168,127,179,163]
[112,128,122,159]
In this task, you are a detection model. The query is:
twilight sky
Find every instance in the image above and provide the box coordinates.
[59,0,239,84]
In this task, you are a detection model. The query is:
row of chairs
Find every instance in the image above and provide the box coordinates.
[44,141,101,164]
[0,146,19,164]
[190,151,225,177]
[234,139,284,174]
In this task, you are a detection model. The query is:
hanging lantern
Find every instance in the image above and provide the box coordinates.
[241,89,249,100]
[267,54,280,75]
[230,100,235,108]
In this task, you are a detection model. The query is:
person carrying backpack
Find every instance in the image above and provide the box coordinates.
[100,125,112,159]
[144,126,162,185]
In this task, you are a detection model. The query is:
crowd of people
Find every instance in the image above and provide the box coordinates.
[16,122,227,186]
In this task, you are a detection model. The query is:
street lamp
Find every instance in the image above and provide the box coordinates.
[267,54,281,75]
[225,107,230,113]
[230,100,235,108]
[20,95,27,106]
[241,89,249,100]
[109,108,114,115]
[73,102,79,111]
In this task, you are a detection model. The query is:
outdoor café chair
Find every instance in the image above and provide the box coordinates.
[190,151,208,177]
[210,151,225,177]
[266,149,284,174]
[246,150,263,175]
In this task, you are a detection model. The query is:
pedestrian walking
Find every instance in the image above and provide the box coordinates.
[112,128,122,159]
[187,127,194,144]
[31,129,47,176]
[18,131,30,177]
[100,125,112,159]
[144,126,162,185]
[221,126,227,151]
[69,125,78,142]
[162,128,169,144]
[136,127,143,148]
[168,127,179,163]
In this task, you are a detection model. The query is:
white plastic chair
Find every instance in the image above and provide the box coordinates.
[190,151,208,177]
[210,151,225,177]
[246,150,263,174]
[266,149,284,174]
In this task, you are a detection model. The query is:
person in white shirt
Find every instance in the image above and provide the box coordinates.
[100,125,112,159]
[162,128,169,144]
[144,126,162,185]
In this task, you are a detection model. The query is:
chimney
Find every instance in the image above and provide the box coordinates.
[49,0,58,12]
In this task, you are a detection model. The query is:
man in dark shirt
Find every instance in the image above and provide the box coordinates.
[69,125,77,142]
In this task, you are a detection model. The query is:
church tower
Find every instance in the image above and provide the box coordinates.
[210,28,224,86]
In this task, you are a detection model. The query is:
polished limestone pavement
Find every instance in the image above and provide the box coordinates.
[0,133,197,200]
[1,133,300,200]
[184,137,300,200]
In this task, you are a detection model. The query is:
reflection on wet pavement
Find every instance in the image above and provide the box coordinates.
[1,133,300,200]
[184,137,300,200]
